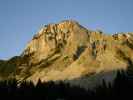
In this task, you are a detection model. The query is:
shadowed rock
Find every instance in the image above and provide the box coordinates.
[0,20,133,88]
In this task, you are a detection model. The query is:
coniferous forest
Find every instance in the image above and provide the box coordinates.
[0,70,132,99]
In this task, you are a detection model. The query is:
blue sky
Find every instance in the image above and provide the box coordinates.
[0,0,133,60]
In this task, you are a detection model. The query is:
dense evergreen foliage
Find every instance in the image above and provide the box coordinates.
[0,70,132,99]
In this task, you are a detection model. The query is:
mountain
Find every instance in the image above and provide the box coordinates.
[0,20,133,88]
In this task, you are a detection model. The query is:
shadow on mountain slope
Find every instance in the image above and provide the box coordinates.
[0,69,132,99]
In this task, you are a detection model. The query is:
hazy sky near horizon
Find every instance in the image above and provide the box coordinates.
[0,0,133,59]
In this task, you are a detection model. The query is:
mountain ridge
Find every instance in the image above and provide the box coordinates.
[0,20,133,88]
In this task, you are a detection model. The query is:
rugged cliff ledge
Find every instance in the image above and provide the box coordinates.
[0,20,133,87]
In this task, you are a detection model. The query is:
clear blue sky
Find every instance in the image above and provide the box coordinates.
[0,0,133,60]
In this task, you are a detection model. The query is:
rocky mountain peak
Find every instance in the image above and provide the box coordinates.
[22,20,89,64]
[0,20,133,88]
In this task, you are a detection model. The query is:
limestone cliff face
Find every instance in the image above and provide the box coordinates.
[22,20,89,65]
[0,20,133,88]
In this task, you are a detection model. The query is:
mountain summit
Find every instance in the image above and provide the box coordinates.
[0,20,133,88]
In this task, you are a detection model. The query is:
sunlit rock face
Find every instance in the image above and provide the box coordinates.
[22,20,89,65]
[1,20,133,88]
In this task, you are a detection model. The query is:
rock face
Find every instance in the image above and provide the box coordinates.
[22,20,89,65]
[0,20,133,88]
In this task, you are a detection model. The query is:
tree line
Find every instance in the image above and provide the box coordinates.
[0,70,132,99]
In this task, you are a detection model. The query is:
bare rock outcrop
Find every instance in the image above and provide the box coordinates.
[1,20,133,88]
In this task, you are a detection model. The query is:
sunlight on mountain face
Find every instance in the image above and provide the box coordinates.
[0,20,133,89]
